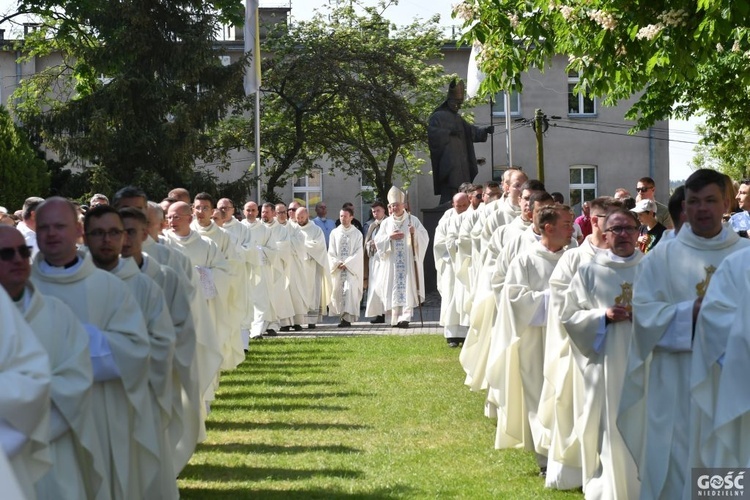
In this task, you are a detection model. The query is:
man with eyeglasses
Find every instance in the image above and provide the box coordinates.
[538,196,623,490]
[729,178,750,237]
[0,225,101,499]
[561,208,643,498]
[619,169,750,500]
[190,193,244,370]
[118,207,201,476]
[635,177,673,229]
[31,197,156,499]
[84,205,179,499]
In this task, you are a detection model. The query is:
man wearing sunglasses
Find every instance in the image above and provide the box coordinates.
[635,177,673,229]
[0,225,102,499]
[31,197,155,499]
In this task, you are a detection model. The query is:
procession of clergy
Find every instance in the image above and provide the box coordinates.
[0,183,429,500]
[436,167,750,498]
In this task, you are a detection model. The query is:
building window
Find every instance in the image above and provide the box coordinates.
[567,70,596,116]
[292,168,322,210]
[492,91,521,117]
[569,165,597,215]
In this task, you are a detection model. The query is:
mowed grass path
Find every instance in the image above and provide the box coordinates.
[178,335,582,499]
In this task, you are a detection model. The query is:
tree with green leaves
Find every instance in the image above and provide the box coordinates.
[10,0,247,199]
[213,2,450,203]
[691,123,750,180]
[455,0,750,138]
[0,105,49,210]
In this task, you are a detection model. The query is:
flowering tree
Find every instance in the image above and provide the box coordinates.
[455,0,750,138]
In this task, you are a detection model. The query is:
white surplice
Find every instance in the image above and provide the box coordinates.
[328,225,364,321]
[298,221,331,323]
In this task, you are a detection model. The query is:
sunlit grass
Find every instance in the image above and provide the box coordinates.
[178,336,582,499]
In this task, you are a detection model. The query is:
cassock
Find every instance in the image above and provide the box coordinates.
[0,288,51,500]
[298,221,332,324]
[490,241,564,462]
[140,253,199,475]
[18,283,104,500]
[328,224,364,322]
[32,251,158,500]
[617,225,749,500]
[373,213,429,324]
[191,220,244,369]
[690,246,750,470]
[562,250,644,499]
[112,257,178,500]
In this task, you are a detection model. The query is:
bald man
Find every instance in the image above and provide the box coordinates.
[434,192,471,347]
[162,202,226,415]
[240,201,274,341]
[295,207,331,328]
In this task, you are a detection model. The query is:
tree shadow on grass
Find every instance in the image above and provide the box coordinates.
[238,361,340,369]
[209,402,349,412]
[206,421,372,432]
[214,390,373,400]
[180,463,363,482]
[179,485,416,499]
[198,443,360,455]
[217,379,340,387]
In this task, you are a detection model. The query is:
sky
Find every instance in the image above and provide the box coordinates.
[1,0,700,180]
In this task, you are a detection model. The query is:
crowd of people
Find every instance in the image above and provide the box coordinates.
[0,184,430,499]
[435,168,750,498]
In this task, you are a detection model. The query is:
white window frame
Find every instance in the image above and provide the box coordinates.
[359,174,377,223]
[567,71,596,116]
[569,165,597,215]
[492,91,521,117]
[292,168,323,210]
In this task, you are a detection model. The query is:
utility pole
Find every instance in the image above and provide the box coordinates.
[533,108,546,183]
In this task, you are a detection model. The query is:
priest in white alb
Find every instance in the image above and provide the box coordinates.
[561,208,643,499]
[32,197,158,500]
[0,286,51,500]
[0,226,104,500]
[617,169,749,499]
[84,206,178,500]
[328,207,364,328]
[373,186,429,328]
[296,207,331,329]
[491,204,574,477]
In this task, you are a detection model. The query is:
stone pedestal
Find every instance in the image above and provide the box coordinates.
[421,204,450,293]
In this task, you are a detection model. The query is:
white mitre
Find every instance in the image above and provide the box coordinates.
[387,186,406,204]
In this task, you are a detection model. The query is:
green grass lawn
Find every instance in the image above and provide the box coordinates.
[178,335,583,499]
